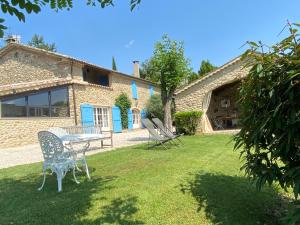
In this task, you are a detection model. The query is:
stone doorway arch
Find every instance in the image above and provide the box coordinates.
[207,81,241,131]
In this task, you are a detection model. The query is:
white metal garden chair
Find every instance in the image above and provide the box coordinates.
[38,131,80,192]
[48,127,91,179]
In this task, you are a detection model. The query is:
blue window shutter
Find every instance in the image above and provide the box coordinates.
[128,109,133,130]
[131,81,138,99]
[149,85,154,96]
[112,106,122,133]
[80,104,94,126]
[141,109,146,128]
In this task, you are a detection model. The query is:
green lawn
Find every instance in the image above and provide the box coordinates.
[0,135,285,225]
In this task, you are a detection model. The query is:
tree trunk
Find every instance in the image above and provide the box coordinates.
[162,93,173,131]
[164,99,172,130]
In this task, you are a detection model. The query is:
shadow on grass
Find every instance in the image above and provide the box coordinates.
[82,196,144,225]
[180,172,287,225]
[129,141,179,151]
[0,172,143,225]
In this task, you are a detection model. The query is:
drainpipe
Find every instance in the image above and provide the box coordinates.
[70,60,78,125]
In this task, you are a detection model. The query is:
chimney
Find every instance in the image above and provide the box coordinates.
[133,60,140,78]
[5,35,21,44]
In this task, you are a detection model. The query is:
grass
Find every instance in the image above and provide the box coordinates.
[0,135,286,225]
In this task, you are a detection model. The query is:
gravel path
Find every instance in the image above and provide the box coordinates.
[0,129,149,169]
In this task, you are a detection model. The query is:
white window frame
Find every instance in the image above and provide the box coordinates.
[94,107,110,131]
[132,109,140,129]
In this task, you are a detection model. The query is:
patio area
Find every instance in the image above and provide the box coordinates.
[0,129,149,169]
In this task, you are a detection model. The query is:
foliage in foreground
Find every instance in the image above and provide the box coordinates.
[145,94,163,121]
[115,93,131,129]
[234,22,300,225]
[174,111,203,135]
[0,0,141,37]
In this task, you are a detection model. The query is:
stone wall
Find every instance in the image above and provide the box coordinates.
[174,59,249,132]
[73,73,160,127]
[0,46,160,148]
[175,60,249,112]
[0,85,76,149]
[0,48,71,85]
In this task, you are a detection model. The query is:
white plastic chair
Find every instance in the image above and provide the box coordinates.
[38,131,80,192]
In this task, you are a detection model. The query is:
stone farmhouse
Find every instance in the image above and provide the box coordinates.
[175,56,250,133]
[0,43,159,148]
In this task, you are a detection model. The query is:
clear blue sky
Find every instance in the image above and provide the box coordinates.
[1,0,299,74]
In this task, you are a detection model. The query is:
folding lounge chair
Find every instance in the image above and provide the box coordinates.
[152,118,184,145]
[141,118,173,150]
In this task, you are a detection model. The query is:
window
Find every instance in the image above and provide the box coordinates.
[51,88,69,117]
[0,87,69,118]
[83,67,110,87]
[94,107,109,130]
[0,97,26,117]
[28,92,50,117]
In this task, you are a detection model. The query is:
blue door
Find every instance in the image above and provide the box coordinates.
[128,109,133,130]
[149,85,154,96]
[80,104,94,126]
[141,109,146,128]
[112,106,122,133]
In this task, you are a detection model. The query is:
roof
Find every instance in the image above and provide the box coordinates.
[175,56,242,95]
[0,43,159,87]
[0,78,114,97]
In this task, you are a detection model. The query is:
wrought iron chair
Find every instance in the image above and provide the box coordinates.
[48,127,91,179]
[152,118,183,145]
[38,131,80,192]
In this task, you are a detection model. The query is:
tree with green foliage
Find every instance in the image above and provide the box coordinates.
[145,94,163,121]
[149,35,192,129]
[187,72,199,84]
[115,93,132,129]
[28,34,57,52]
[139,59,160,82]
[0,0,142,38]
[198,60,217,77]
[112,56,117,70]
[234,22,300,225]
[186,60,217,84]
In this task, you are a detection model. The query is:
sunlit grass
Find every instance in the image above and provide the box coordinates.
[0,135,286,225]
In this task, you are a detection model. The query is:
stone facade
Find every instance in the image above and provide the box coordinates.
[0,43,159,149]
[174,57,250,132]
[73,73,159,128]
[0,47,71,86]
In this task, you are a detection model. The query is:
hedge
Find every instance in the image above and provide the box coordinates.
[174,111,203,135]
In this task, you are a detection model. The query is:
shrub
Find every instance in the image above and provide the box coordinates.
[145,94,163,121]
[174,111,203,135]
[115,93,132,129]
[234,23,300,224]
